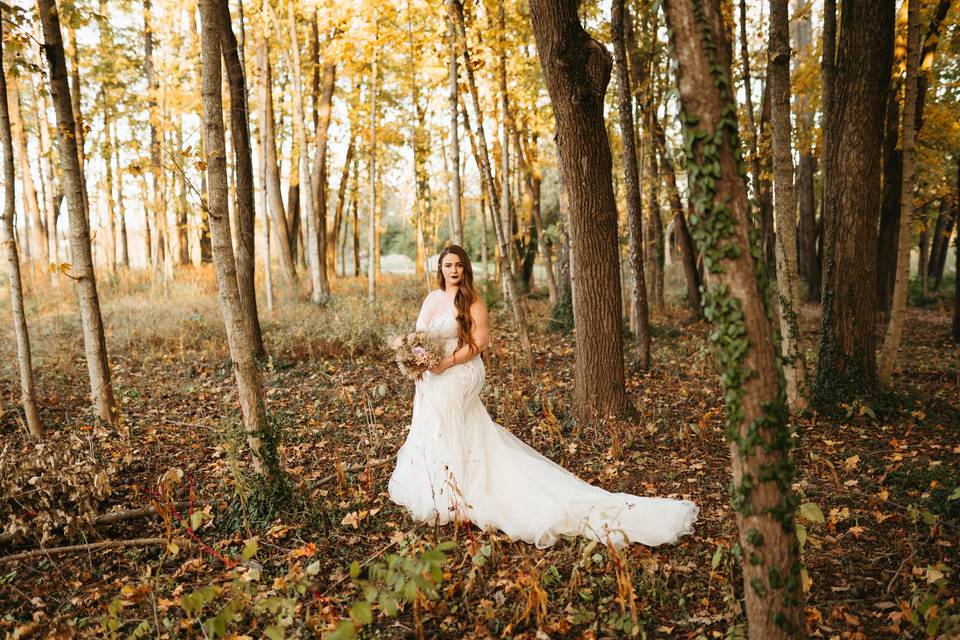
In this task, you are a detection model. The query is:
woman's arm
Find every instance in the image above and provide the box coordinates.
[431,300,489,372]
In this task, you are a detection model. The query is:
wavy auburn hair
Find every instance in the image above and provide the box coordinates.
[437,244,478,355]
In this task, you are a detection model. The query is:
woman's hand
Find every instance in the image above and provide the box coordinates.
[429,357,451,375]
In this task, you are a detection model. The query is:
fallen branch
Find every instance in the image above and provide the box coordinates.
[316,458,391,487]
[0,537,166,564]
[0,500,213,547]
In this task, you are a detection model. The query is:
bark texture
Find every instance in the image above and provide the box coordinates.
[612,0,650,370]
[218,0,264,353]
[199,0,278,480]
[662,0,802,637]
[0,21,43,437]
[768,0,808,410]
[529,0,628,418]
[814,0,895,403]
[38,0,117,425]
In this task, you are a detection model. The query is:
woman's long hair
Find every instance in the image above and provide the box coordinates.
[437,244,478,355]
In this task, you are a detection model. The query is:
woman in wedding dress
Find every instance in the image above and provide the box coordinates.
[388,245,699,548]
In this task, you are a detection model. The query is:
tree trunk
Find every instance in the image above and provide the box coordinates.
[330,135,354,277]
[66,25,89,221]
[407,0,429,280]
[814,0,895,404]
[257,44,296,285]
[281,0,323,303]
[311,57,334,292]
[653,122,701,315]
[112,119,129,268]
[445,0,463,245]
[0,21,43,437]
[100,89,116,272]
[368,19,379,303]
[768,0,809,410]
[38,0,117,425]
[35,76,61,276]
[879,0,920,386]
[819,0,836,297]
[876,80,902,314]
[646,121,666,316]
[529,0,628,418]
[953,231,959,343]
[352,158,360,278]
[933,209,955,291]
[6,74,46,269]
[218,0,264,354]
[792,0,818,301]
[453,0,533,367]
[199,0,280,481]
[738,0,761,205]
[662,1,802,636]
[612,0,650,370]
[757,83,776,278]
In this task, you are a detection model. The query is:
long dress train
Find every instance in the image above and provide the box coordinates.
[387,309,699,548]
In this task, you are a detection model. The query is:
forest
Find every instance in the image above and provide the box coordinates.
[0,0,958,637]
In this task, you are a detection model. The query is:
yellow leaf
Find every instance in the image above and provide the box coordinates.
[844,454,861,471]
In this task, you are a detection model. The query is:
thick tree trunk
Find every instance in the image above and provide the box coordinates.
[529,0,628,418]
[662,1,802,636]
[199,0,279,481]
[814,0,895,404]
[257,46,296,285]
[218,0,264,353]
[768,0,809,410]
[879,0,920,386]
[0,23,43,437]
[612,0,650,370]
[444,0,463,245]
[38,0,117,425]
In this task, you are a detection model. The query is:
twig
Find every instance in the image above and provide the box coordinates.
[0,538,165,564]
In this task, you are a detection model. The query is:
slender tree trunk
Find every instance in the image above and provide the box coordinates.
[814,0,895,404]
[738,0,761,204]
[112,119,129,268]
[792,0,818,301]
[918,226,929,300]
[100,89,117,272]
[454,0,533,367]
[520,136,557,305]
[768,0,809,410]
[407,0,428,280]
[330,136,354,275]
[311,56,335,292]
[612,0,650,370]
[0,21,43,437]
[352,158,360,277]
[281,0,323,303]
[877,78,903,314]
[6,74,46,269]
[257,50,296,285]
[38,0,117,425]
[200,0,279,481]
[933,217,955,291]
[879,0,920,385]
[35,76,60,275]
[195,8,213,265]
[66,25,89,221]
[653,121,701,314]
[953,231,960,343]
[218,0,264,354]
[662,1,802,636]
[446,0,463,245]
[368,19,379,303]
[529,0,627,418]
[647,123,666,316]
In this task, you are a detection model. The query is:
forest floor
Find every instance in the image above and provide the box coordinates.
[0,267,958,639]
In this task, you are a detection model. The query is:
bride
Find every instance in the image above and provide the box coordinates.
[388,245,699,548]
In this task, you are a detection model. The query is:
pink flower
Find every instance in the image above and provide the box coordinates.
[411,346,427,358]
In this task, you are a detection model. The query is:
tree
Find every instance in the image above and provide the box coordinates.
[256,7,297,286]
[445,0,463,245]
[38,0,118,425]
[218,0,265,354]
[611,0,651,370]
[199,0,280,482]
[0,15,43,437]
[528,0,628,418]
[814,0,895,404]
[662,1,802,637]
[768,0,808,410]
[878,0,920,385]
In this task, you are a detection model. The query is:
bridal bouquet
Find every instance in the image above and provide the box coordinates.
[387,331,445,380]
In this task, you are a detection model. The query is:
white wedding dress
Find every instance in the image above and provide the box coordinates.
[388,309,699,548]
